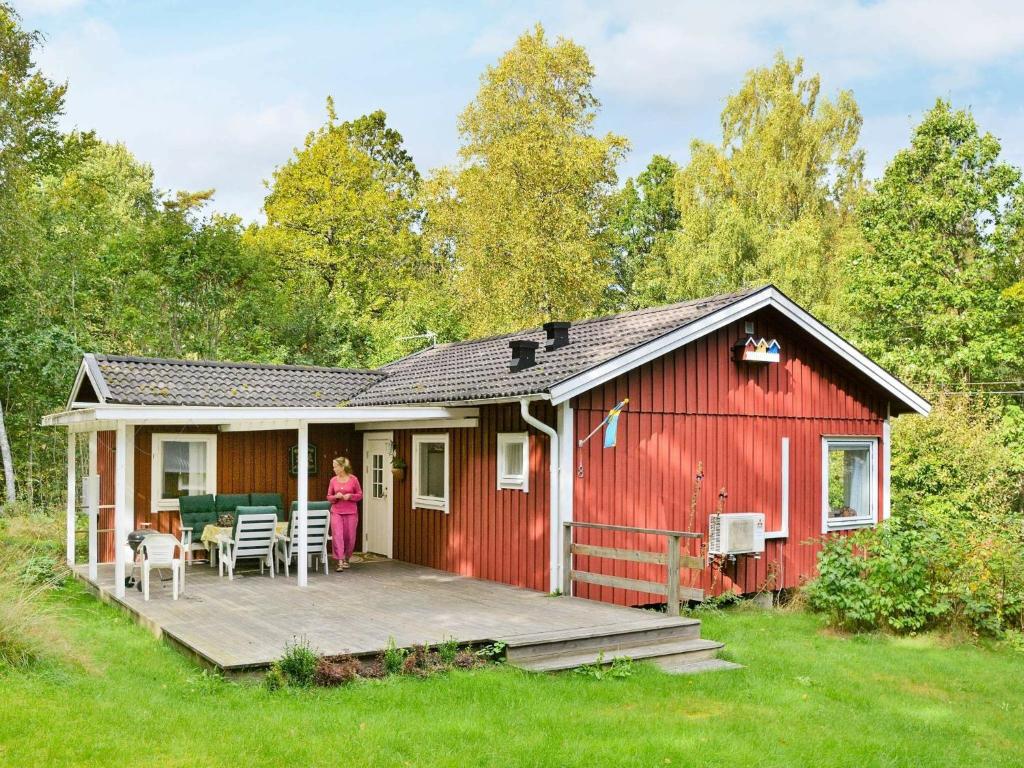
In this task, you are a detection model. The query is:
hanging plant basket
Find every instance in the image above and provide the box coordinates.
[392,457,407,482]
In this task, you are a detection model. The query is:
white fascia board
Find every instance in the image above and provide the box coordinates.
[355,418,479,431]
[43,405,479,428]
[763,290,930,416]
[548,287,930,417]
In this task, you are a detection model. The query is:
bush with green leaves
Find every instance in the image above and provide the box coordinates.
[805,517,948,633]
[381,636,408,675]
[273,637,320,687]
[807,397,1024,636]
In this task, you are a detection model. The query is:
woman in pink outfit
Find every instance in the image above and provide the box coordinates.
[327,457,362,571]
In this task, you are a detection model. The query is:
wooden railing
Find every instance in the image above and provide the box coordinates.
[562,521,705,614]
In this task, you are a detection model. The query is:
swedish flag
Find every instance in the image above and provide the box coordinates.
[602,399,628,449]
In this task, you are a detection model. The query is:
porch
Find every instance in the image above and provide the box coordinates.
[75,558,724,673]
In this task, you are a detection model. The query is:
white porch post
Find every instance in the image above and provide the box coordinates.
[556,402,574,595]
[87,430,98,583]
[296,421,309,587]
[65,432,77,567]
[113,422,129,598]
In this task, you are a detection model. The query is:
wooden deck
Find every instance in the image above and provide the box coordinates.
[75,559,703,672]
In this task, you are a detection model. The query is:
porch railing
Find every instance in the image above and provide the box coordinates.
[562,521,705,614]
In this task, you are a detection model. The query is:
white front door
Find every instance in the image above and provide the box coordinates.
[361,432,394,557]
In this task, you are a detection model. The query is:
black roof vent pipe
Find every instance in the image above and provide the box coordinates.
[509,340,540,372]
[543,321,571,350]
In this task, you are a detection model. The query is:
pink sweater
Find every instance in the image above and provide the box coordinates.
[327,475,362,516]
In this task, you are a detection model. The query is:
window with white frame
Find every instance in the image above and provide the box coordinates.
[412,434,449,512]
[151,433,217,512]
[822,437,877,531]
[497,432,529,491]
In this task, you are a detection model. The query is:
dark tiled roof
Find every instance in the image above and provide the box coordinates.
[79,287,766,408]
[90,355,385,407]
[349,286,764,405]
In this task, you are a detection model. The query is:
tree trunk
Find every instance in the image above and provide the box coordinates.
[0,399,15,507]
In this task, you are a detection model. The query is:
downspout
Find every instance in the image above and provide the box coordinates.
[519,398,560,593]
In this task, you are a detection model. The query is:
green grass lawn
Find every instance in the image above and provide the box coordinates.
[3,581,1024,767]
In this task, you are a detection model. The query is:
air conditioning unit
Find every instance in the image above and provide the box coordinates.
[708,513,765,556]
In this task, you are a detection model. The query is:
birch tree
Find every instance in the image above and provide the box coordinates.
[427,25,628,336]
[648,54,864,320]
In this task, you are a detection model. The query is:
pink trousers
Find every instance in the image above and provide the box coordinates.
[331,513,358,561]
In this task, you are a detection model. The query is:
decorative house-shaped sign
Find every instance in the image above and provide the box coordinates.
[733,336,781,364]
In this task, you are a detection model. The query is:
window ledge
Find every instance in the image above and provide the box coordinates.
[825,519,875,532]
[413,497,448,513]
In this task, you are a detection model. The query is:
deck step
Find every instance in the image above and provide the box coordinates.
[504,619,702,663]
[511,637,724,673]
[656,658,743,675]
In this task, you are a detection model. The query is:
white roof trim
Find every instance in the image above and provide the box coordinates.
[548,287,930,416]
[42,404,479,429]
[65,356,109,410]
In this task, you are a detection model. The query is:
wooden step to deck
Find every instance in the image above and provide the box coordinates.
[504,617,702,664]
[510,637,724,673]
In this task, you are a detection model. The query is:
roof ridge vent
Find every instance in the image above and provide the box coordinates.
[543,321,571,350]
[509,339,540,372]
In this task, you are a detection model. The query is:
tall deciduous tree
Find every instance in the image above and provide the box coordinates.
[848,100,1024,384]
[256,105,427,366]
[649,53,863,318]
[0,2,66,506]
[428,24,628,336]
[606,154,680,309]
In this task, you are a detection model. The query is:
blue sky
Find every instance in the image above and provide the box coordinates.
[14,0,1024,222]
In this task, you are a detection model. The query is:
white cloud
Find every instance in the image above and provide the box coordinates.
[20,1,1024,221]
[468,0,1024,109]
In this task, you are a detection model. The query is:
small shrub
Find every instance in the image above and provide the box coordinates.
[474,641,506,661]
[314,655,361,687]
[277,637,320,687]
[438,636,459,666]
[361,659,388,679]
[381,636,408,675]
[452,650,480,670]
[18,554,69,589]
[264,665,287,691]
[575,652,634,680]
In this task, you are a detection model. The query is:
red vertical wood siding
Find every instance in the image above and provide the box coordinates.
[391,402,553,593]
[96,424,358,562]
[571,308,890,605]
[91,306,897,606]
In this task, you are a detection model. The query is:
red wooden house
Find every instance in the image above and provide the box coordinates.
[45,285,928,606]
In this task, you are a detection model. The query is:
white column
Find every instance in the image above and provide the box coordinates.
[556,402,574,595]
[113,423,129,598]
[87,431,98,583]
[296,421,309,587]
[66,432,77,567]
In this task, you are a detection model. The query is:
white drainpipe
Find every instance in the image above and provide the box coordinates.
[519,398,560,593]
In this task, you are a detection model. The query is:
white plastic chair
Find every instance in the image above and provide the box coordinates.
[138,534,186,601]
[275,508,331,577]
[217,513,278,580]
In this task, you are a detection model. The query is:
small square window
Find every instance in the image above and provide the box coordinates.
[822,438,877,532]
[412,434,449,512]
[497,433,529,491]
[151,433,217,513]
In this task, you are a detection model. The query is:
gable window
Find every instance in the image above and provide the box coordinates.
[822,437,877,532]
[151,433,217,513]
[412,434,449,513]
[497,432,529,491]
